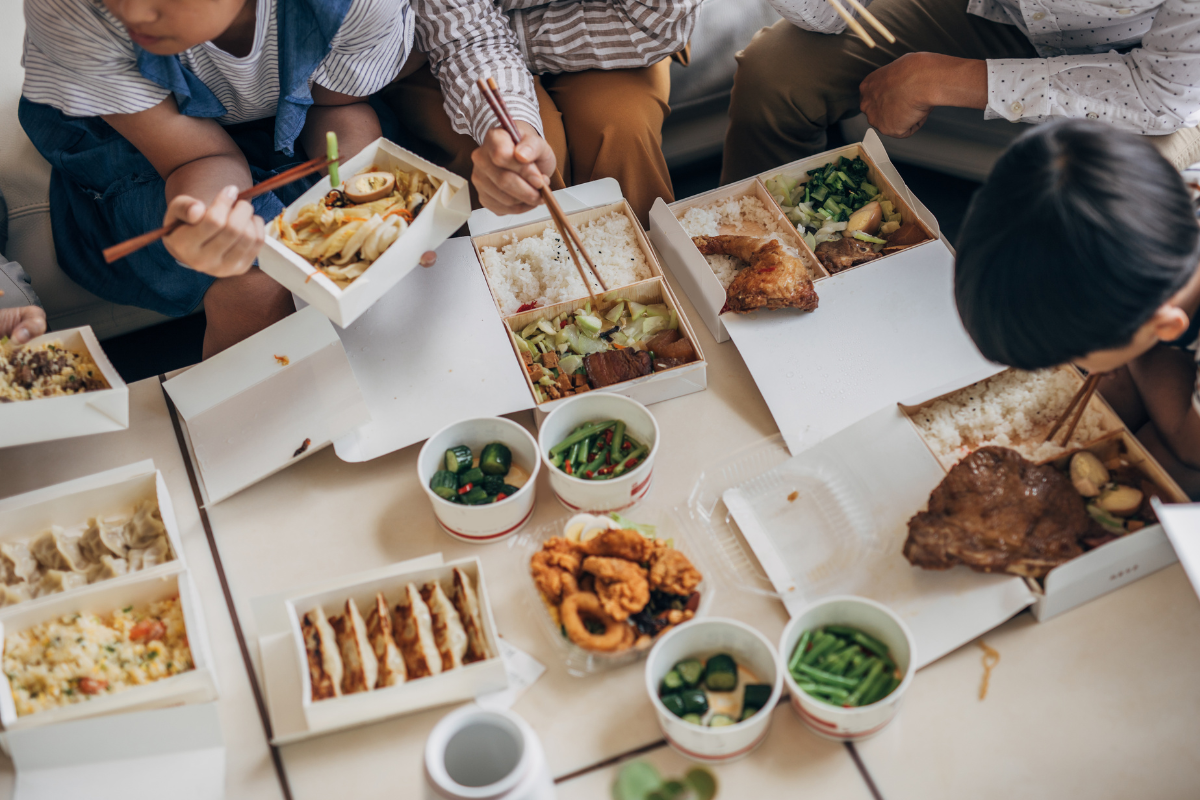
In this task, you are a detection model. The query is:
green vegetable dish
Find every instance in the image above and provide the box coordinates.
[764,156,903,252]
[659,653,772,727]
[429,442,530,505]
[787,625,902,707]
[549,419,649,479]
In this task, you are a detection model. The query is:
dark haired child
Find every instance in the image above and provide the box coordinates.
[955,119,1200,495]
[20,0,413,356]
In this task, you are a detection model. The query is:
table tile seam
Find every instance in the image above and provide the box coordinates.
[159,374,295,800]
[553,739,669,784]
[845,742,885,800]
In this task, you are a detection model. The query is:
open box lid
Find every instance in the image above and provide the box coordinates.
[688,406,1037,669]
[723,235,1002,456]
[1154,499,1200,602]
[3,702,223,800]
[164,306,370,503]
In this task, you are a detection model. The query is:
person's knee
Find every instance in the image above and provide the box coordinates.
[730,23,840,131]
[204,269,293,326]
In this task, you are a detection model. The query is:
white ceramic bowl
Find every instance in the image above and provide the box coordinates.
[537,394,659,514]
[646,617,783,764]
[779,595,917,741]
[418,417,540,543]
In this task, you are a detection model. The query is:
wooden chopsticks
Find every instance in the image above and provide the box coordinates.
[1045,372,1102,446]
[827,0,895,48]
[102,155,336,264]
[475,76,608,306]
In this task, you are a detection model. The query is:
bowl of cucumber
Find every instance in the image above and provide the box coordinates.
[646,617,782,763]
[419,417,541,543]
[779,595,916,742]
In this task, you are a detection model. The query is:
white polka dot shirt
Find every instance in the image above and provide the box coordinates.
[770,0,1200,135]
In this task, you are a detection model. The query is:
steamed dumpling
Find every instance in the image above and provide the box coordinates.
[125,501,166,548]
[0,583,33,607]
[80,517,127,562]
[86,555,129,584]
[127,537,171,571]
[30,528,86,572]
[0,542,40,585]
[36,569,87,597]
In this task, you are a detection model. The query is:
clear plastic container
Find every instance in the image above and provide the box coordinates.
[677,434,882,608]
[510,509,715,677]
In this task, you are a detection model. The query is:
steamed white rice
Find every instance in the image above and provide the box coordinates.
[480,211,652,315]
[678,195,802,288]
[909,369,1120,469]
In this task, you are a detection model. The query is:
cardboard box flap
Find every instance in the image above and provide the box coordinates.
[1152,500,1200,602]
[859,129,941,240]
[722,406,1035,668]
[723,239,994,456]
[468,178,623,236]
[165,307,370,502]
[4,702,224,800]
[329,237,533,463]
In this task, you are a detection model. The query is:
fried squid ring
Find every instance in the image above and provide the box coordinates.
[560,592,629,652]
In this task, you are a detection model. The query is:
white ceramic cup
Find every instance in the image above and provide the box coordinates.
[779,595,917,741]
[645,617,783,764]
[537,394,659,514]
[424,705,556,800]
[419,417,541,543]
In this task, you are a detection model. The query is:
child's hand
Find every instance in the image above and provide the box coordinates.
[162,185,265,278]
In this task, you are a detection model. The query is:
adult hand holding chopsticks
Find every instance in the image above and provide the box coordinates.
[472,121,558,216]
[160,185,265,278]
[858,54,988,139]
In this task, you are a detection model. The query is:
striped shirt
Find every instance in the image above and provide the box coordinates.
[414,0,701,144]
[22,0,413,124]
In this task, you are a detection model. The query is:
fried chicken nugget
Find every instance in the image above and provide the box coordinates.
[582,556,650,621]
[531,537,584,604]
[648,548,702,596]
[579,529,656,562]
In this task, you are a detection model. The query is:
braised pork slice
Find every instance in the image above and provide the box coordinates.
[815,237,881,274]
[903,446,1087,578]
[584,349,652,388]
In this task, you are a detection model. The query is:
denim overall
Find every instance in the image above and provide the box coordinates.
[18,0,356,317]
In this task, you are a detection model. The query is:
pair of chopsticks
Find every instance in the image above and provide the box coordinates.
[827,0,895,48]
[1045,373,1102,446]
[475,76,608,307]
[102,155,336,264]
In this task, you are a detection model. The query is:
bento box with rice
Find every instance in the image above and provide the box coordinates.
[472,200,706,410]
[0,325,128,448]
[0,567,217,732]
[649,130,938,342]
[898,365,1189,619]
[259,137,471,328]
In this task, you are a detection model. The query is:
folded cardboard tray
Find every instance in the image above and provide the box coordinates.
[0,326,128,449]
[650,129,939,344]
[470,198,707,416]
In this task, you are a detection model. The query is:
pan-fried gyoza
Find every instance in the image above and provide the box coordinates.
[273,165,441,289]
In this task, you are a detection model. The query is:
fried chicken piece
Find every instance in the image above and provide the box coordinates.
[582,556,650,621]
[531,537,583,604]
[579,529,656,562]
[648,548,702,596]
[693,235,819,314]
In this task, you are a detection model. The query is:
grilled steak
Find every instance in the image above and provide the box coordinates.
[584,349,652,388]
[903,446,1088,578]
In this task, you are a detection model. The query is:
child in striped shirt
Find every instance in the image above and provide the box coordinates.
[20,0,413,356]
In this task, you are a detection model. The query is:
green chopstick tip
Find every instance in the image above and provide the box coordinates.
[326,132,340,187]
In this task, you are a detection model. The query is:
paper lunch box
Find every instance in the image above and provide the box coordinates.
[472,199,707,412]
[0,326,128,448]
[252,554,506,744]
[260,137,472,328]
[0,460,185,614]
[682,368,1188,672]
[649,129,939,343]
[0,568,218,732]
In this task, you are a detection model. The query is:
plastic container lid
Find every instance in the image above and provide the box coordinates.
[678,434,882,611]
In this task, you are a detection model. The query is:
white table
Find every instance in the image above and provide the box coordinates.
[3,261,1200,799]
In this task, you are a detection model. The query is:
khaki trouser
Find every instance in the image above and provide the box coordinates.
[380,60,674,227]
[721,0,1038,183]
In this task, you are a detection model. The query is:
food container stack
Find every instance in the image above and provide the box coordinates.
[471,199,707,412]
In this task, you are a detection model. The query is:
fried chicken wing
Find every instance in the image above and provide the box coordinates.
[693,235,819,314]
[648,548,702,596]
[531,537,584,604]
[582,556,650,621]
[579,529,656,562]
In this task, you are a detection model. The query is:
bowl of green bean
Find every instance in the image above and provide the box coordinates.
[537,393,659,514]
[779,595,916,741]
